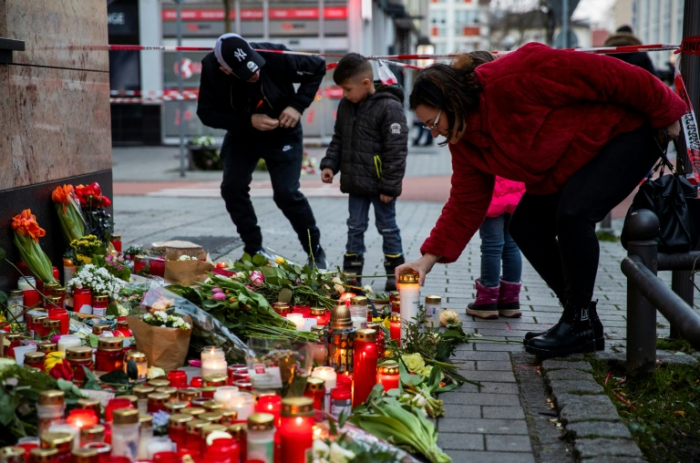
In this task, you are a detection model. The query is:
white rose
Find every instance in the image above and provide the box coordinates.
[312,439,330,458]
[329,442,355,463]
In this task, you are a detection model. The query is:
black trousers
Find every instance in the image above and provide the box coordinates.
[220,127,321,254]
[509,125,663,307]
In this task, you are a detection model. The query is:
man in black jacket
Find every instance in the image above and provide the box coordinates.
[197,33,327,268]
[603,25,657,76]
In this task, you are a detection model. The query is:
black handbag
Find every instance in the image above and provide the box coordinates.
[621,145,700,253]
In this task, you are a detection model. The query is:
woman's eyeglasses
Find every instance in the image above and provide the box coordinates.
[423,110,442,131]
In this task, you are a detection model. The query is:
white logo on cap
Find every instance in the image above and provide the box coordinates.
[234,48,247,62]
[247,61,258,72]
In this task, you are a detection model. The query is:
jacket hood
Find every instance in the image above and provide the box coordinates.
[374,82,405,103]
[604,33,643,47]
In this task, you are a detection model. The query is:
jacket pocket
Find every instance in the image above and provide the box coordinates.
[373,155,382,179]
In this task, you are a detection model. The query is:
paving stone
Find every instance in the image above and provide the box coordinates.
[452,382,520,395]
[575,438,644,459]
[477,361,513,371]
[555,394,621,424]
[475,343,526,352]
[541,360,593,372]
[549,379,604,395]
[482,406,526,419]
[439,418,529,434]
[485,434,533,452]
[437,404,481,419]
[457,370,517,383]
[440,393,521,407]
[546,369,596,381]
[566,421,632,439]
[453,350,511,361]
[437,432,484,450]
[444,451,536,463]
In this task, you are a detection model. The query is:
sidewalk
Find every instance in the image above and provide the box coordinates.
[112,144,670,463]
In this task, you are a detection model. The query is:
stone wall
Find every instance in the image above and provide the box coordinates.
[0,0,112,289]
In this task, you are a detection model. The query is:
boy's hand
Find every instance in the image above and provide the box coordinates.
[321,168,334,183]
[279,106,301,129]
[380,194,393,203]
[251,114,280,131]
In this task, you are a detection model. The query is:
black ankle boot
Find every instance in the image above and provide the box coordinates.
[523,301,605,351]
[307,245,328,270]
[525,301,600,358]
[343,254,364,286]
[384,255,405,292]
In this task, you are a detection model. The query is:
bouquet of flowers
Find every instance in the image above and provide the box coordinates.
[92,253,131,282]
[67,264,126,301]
[11,209,57,284]
[75,182,113,244]
[142,311,192,330]
[127,312,193,372]
[51,184,85,244]
[68,235,107,266]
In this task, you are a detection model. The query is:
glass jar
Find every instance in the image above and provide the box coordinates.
[279,398,314,463]
[77,399,102,420]
[202,400,224,412]
[424,295,441,325]
[37,342,58,354]
[303,378,325,420]
[42,283,59,299]
[309,325,328,366]
[137,414,153,460]
[200,346,227,377]
[232,380,253,392]
[389,312,401,345]
[271,302,290,317]
[91,295,109,317]
[5,333,22,359]
[310,307,329,326]
[352,329,378,407]
[63,259,76,287]
[18,276,40,310]
[291,304,310,318]
[40,431,73,462]
[147,393,169,413]
[111,409,140,462]
[178,388,200,404]
[28,448,59,463]
[6,289,24,323]
[80,424,105,446]
[167,370,188,389]
[47,300,69,335]
[163,401,188,415]
[65,347,94,386]
[72,288,92,314]
[185,419,207,454]
[330,387,351,419]
[32,314,48,338]
[124,350,148,381]
[92,324,111,336]
[220,410,238,425]
[0,446,26,463]
[110,234,122,253]
[70,447,98,463]
[37,391,66,435]
[377,360,400,391]
[200,412,223,424]
[96,337,124,373]
[132,386,155,414]
[227,424,247,462]
[367,321,385,358]
[113,319,132,338]
[168,414,193,449]
[147,378,170,388]
[349,296,368,330]
[57,334,81,353]
[42,318,61,337]
[203,374,228,388]
[246,413,275,463]
[24,352,46,372]
[181,407,206,418]
[52,287,67,308]
[156,386,178,401]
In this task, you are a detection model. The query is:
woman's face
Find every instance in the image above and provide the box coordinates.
[415,104,464,144]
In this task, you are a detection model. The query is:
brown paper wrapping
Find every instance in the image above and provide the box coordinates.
[127,315,192,373]
[164,259,215,286]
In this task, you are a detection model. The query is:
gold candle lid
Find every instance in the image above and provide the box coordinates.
[113,408,139,425]
[425,295,441,303]
[202,400,224,411]
[92,295,109,303]
[186,419,208,433]
[112,234,122,240]
[350,296,368,306]
[77,398,101,411]
[378,361,399,375]
[168,414,194,428]
[355,328,377,342]
[310,325,326,334]
[390,312,401,322]
[227,424,247,439]
[81,424,105,438]
[71,447,99,462]
[182,407,206,417]
[200,412,223,423]
[164,401,189,413]
[38,390,64,405]
[203,374,228,385]
[247,413,274,431]
[42,317,60,327]
[24,352,46,363]
[0,446,25,458]
[40,432,73,448]
[221,410,238,422]
[125,350,147,363]
[32,315,47,324]
[98,337,124,351]
[52,287,67,296]
[117,395,138,405]
[310,307,327,316]
[139,414,153,428]
[8,289,23,297]
[398,270,419,284]
[45,296,63,308]
[272,302,290,315]
[155,386,177,397]
[66,346,92,360]
[29,448,59,462]
[92,324,111,335]
[147,393,170,403]
[330,304,353,330]
[201,424,227,437]
[148,378,170,388]
[132,385,155,399]
[37,342,58,353]
[305,377,325,392]
[178,388,201,400]
[281,397,314,418]
[5,333,22,341]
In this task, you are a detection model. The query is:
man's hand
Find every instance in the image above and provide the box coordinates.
[321,168,334,184]
[279,106,302,129]
[380,194,393,203]
[251,114,280,131]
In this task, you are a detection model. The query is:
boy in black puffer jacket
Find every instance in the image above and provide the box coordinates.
[320,53,408,291]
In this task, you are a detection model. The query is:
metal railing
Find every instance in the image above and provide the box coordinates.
[620,209,700,375]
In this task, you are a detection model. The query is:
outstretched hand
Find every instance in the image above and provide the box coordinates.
[395,253,441,286]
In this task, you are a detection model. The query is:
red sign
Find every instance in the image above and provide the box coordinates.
[163,7,347,21]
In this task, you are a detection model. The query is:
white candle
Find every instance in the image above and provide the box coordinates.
[13,344,37,366]
[201,346,227,377]
[57,335,82,353]
[224,392,255,421]
[312,366,337,390]
[398,272,420,340]
[146,436,175,459]
[287,313,305,331]
[213,386,239,405]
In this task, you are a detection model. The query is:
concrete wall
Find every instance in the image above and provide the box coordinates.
[0,0,113,289]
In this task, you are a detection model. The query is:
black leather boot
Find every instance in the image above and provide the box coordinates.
[525,301,600,358]
[307,245,328,270]
[384,254,405,292]
[343,254,364,286]
[523,301,605,351]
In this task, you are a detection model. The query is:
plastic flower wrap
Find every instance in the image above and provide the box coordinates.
[11,209,57,284]
[246,337,312,397]
[51,184,86,243]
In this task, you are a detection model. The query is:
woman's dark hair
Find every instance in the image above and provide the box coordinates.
[410,51,494,142]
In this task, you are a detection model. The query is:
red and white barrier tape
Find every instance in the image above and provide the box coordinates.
[673,58,700,189]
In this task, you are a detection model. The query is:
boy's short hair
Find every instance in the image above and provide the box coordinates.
[333,53,373,85]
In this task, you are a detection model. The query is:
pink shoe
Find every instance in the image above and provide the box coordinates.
[498,279,522,318]
[466,279,500,319]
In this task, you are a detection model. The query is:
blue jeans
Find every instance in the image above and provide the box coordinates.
[346,194,403,256]
[479,214,522,287]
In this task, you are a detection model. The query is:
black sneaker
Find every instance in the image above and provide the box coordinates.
[307,245,328,270]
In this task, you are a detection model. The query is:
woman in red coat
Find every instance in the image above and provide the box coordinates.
[398,42,686,358]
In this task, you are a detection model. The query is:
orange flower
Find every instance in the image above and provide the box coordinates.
[51,185,74,212]
[11,209,46,242]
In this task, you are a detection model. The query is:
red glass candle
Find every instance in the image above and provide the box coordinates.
[390,300,401,314]
[72,288,92,313]
[330,388,351,419]
[66,409,98,429]
[389,313,401,346]
[190,376,203,388]
[231,368,249,382]
[91,295,109,317]
[149,257,166,277]
[367,322,385,358]
[168,370,189,389]
[233,380,253,392]
[279,398,314,463]
[168,414,193,449]
[303,378,325,419]
[377,361,400,392]
[110,235,122,253]
[185,420,206,453]
[291,305,310,318]
[352,329,378,407]
[23,288,40,310]
[96,337,124,373]
[104,398,133,422]
[310,307,329,326]
[255,394,282,426]
[48,305,70,335]
[204,438,239,463]
[66,346,93,386]
[31,314,47,338]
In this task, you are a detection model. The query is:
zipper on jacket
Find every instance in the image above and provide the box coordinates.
[374,155,382,179]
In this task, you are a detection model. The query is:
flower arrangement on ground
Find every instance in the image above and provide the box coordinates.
[142,311,192,330]
[68,235,107,266]
[11,209,57,284]
[75,182,113,244]
[67,264,126,301]
[51,184,85,244]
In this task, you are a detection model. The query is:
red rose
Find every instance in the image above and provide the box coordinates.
[49,359,74,381]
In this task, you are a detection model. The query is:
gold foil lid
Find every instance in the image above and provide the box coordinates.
[390,312,401,322]
[132,385,155,399]
[77,398,101,410]
[147,393,170,402]
[66,346,92,360]
[38,390,65,405]
[182,407,206,417]
[310,325,327,334]
[201,424,227,437]
[5,333,22,341]
[305,377,325,392]
[378,361,399,375]
[169,414,194,426]
[92,324,111,335]
[310,307,326,316]
[113,408,139,425]
[350,296,368,306]
[355,328,377,342]
[29,448,59,460]
[42,318,60,328]
[155,387,177,397]
[125,351,147,363]
[37,342,57,353]
[147,379,170,388]
[178,388,200,400]
[425,295,441,304]
[202,400,223,411]
[203,374,228,385]
[247,413,274,431]
[227,424,247,438]
[398,270,419,284]
[98,337,124,350]
[0,446,25,457]
[200,412,223,423]
[24,352,46,363]
[330,304,353,330]
[71,447,99,462]
[186,419,208,432]
[281,397,314,418]
[52,287,67,296]
[164,401,189,413]
[40,432,73,447]
[81,424,105,437]
[139,414,153,428]
[9,289,23,297]
[92,295,109,303]
[272,302,290,315]
[112,234,122,240]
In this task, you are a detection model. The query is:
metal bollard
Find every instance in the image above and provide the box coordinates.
[671,271,695,339]
[624,209,660,375]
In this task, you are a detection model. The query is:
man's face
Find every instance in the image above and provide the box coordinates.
[341,78,371,104]
[219,67,260,83]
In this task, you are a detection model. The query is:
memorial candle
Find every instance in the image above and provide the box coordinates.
[310,307,329,326]
[278,398,314,463]
[66,409,98,430]
[389,313,401,346]
[352,329,378,407]
[255,394,282,425]
[286,313,305,331]
[398,270,420,340]
[201,346,227,377]
[377,361,400,392]
[311,367,336,414]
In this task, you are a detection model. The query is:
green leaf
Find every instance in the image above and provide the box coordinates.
[0,246,6,261]
[252,254,269,266]
[399,361,424,387]
[88,334,100,348]
[82,367,102,391]
[99,369,131,385]
[0,291,7,306]
[278,288,293,303]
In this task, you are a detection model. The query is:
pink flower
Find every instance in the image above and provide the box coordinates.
[212,292,226,300]
[249,271,264,287]
[212,287,223,294]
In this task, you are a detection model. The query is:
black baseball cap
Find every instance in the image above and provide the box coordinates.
[214,33,266,81]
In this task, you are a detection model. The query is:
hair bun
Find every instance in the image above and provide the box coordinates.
[451,53,475,71]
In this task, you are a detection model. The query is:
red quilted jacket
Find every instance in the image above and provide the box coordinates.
[421,42,687,263]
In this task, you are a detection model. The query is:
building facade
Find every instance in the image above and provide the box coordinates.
[428,0,490,55]
[624,0,684,68]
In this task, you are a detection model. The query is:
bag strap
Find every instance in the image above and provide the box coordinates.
[653,127,674,174]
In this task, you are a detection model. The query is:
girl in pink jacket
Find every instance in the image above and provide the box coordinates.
[467,177,525,319]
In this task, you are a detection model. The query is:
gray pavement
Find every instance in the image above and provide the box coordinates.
[112,144,683,463]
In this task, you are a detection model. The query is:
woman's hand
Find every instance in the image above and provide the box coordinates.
[395,254,441,286]
[667,120,681,139]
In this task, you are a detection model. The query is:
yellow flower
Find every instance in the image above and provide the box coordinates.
[275,257,286,265]
[381,317,390,330]
[45,351,65,371]
[401,353,425,373]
